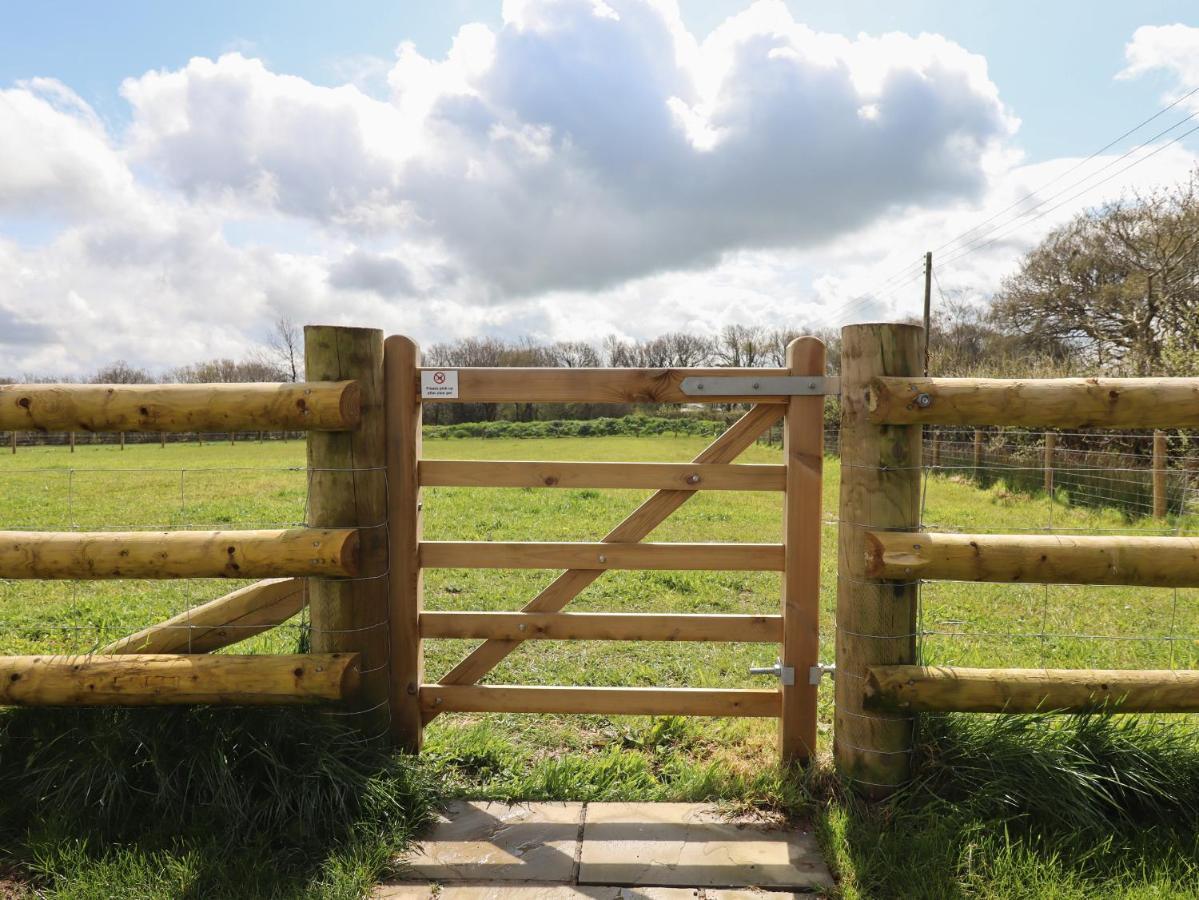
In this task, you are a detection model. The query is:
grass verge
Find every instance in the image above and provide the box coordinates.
[0,706,438,899]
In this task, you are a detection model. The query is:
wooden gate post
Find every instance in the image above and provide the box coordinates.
[385,336,424,751]
[835,323,922,796]
[305,325,391,736]
[780,337,825,764]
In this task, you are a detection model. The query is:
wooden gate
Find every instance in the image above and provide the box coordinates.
[383,336,830,763]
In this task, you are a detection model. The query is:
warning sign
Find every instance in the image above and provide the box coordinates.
[421,369,459,399]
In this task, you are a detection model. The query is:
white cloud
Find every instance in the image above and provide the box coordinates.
[0,1,1196,376]
[0,79,136,218]
[1121,24,1199,93]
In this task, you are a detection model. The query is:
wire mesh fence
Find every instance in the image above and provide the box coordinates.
[912,427,1199,683]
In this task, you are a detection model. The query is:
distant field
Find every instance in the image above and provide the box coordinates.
[2,434,1197,772]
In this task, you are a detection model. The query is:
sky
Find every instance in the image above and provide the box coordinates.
[2,0,1199,376]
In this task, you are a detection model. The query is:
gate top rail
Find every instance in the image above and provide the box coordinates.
[0,381,360,433]
[414,366,793,404]
[868,375,1199,428]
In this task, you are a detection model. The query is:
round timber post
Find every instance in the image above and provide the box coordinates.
[835,323,923,796]
[305,325,390,737]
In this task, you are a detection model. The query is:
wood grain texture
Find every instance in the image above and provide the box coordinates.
[419,684,780,717]
[424,403,785,723]
[0,382,359,433]
[416,367,790,404]
[0,653,359,706]
[868,376,1199,428]
[419,460,785,491]
[305,325,390,735]
[420,541,784,571]
[780,336,825,765]
[835,323,923,796]
[385,335,424,750]
[865,665,1199,713]
[419,611,783,642]
[101,578,306,654]
[0,529,357,579]
[867,531,1199,587]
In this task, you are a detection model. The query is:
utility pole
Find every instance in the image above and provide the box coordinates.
[922,251,933,376]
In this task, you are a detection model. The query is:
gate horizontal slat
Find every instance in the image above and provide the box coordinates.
[419,611,783,642]
[419,460,786,491]
[419,541,785,571]
[419,684,780,717]
[416,367,790,404]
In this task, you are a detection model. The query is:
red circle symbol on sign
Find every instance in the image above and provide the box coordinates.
[433,371,446,385]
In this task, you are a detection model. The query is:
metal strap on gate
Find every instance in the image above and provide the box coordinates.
[680,376,841,397]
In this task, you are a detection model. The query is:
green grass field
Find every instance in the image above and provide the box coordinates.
[1,434,1198,897]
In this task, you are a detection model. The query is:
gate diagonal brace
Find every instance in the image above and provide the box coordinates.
[680,376,840,398]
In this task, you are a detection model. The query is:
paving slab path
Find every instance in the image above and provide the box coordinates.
[376,801,833,899]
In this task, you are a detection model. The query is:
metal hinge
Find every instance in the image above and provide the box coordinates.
[749,659,795,686]
[680,376,841,397]
[809,664,835,685]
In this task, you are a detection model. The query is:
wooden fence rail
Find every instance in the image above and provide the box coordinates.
[865,531,1199,587]
[0,653,359,705]
[865,666,1199,714]
[0,382,360,432]
[0,529,358,579]
[867,376,1199,428]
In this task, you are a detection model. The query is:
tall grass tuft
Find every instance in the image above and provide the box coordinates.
[907,712,1199,838]
[0,706,438,868]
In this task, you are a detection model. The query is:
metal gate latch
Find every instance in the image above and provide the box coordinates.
[809,664,835,685]
[749,658,795,686]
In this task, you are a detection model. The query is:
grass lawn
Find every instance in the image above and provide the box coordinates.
[1,434,1198,897]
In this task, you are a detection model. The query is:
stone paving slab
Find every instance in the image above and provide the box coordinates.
[377,886,703,898]
[400,801,584,884]
[578,803,831,891]
[379,801,832,897]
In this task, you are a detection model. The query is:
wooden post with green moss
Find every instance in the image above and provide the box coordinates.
[835,323,922,796]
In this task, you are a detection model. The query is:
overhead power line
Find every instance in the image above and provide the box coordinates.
[931,85,1199,259]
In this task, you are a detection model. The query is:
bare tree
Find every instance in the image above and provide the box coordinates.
[92,360,152,383]
[169,358,287,383]
[714,324,768,367]
[266,317,302,382]
[550,341,603,367]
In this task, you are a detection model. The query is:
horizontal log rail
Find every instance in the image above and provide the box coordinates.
[419,460,786,491]
[865,665,1199,713]
[416,367,790,404]
[102,578,307,654]
[867,376,1199,428]
[867,531,1199,587]
[0,529,359,579]
[419,611,783,642]
[420,541,784,571]
[419,684,780,717]
[0,381,360,433]
[0,653,359,705]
